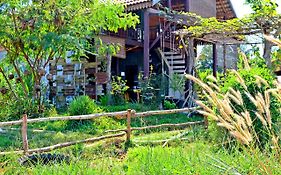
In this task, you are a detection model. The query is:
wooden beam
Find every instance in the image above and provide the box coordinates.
[143,10,150,78]
[126,39,143,47]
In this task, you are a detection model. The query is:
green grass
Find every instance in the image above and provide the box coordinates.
[2,138,280,175]
[2,103,279,174]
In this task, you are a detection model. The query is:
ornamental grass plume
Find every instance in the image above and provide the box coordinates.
[186,54,280,150]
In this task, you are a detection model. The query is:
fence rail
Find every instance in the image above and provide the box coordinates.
[0,107,206,155]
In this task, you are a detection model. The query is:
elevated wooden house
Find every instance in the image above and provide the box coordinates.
[48,0,237,106]
[105,0,237,100]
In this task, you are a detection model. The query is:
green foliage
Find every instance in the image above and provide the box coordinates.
[68,96,102,116]
[138,67,168,106]
[271,48,281,71]
[196,55,281,147]
[111,76,129,105]
[101,103,156,112]
[0,0,139,118]
[163,100,177,110]
[66,95,103,130]
[195,45,213,71]
[222,59,280,144]
[246,0,278,16]
[2,141,281,175]
[169,73,185,96]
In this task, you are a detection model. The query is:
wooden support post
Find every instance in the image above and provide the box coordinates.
[168,0,172,10]
[223,43,227,76]
[143,10,150,78]
[212,44,218,77]
[185,0,189,12]
[126,109,132,143]
[21,114,29,155]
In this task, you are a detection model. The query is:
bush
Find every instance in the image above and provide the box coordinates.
[163,100,177,110]
[68,96,102,116]
[66,96,121,133]
[66,96,102,129]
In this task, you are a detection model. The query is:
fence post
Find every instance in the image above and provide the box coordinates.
[204,116,209,129]
[126,109,132,143]
[21,114,29,155]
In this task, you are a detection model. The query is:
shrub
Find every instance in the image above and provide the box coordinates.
[138,67,168,106]
[163,100,177,110]
[66,96,102,129]
[111,76,129,105]
[66,95,121,133]
[68,96,102,116]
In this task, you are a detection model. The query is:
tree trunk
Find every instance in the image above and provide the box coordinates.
[106,53,112,105]
[263,39,273,68]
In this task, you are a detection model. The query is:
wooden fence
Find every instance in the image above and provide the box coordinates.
[0,107,207,155]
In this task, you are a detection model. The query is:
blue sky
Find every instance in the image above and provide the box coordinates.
[231,0,281,17]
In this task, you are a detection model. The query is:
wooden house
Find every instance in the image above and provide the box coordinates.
[104,0,237,100]
[48,0,237,106]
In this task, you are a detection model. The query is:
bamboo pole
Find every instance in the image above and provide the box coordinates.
[0,132,126,155]
[105,121,204,133]
[126,109,132,143]
[0,108,199,127]
[134,107,198,118]
[132,121,204,130]
[21,114,29,155]
[0,111,128,127]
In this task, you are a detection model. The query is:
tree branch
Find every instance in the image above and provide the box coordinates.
[12,60,28,96]
[0,67,18,99]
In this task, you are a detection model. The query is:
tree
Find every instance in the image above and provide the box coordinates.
[0,0,139,115]
[245,0,279,67]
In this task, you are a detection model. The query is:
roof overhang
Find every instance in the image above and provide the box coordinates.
[116,0,161,11]
[216,0,237,20]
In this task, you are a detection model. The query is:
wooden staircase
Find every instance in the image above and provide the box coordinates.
[163,51,186,75]
[157,48,186,100]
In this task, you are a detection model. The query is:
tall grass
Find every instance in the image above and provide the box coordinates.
[186,48,281,174]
